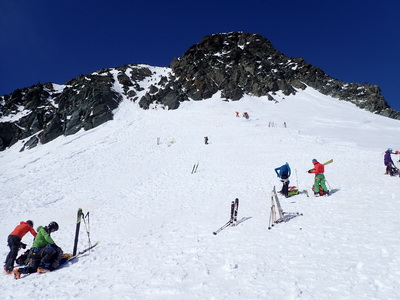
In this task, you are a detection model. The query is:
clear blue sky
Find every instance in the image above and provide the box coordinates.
[1,0,399,110]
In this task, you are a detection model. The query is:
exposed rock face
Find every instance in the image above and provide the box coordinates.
[0,65,158,151]
[150,32,398,118]
[0,32,398,151]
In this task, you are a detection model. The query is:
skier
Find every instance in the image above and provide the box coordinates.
[4,220,37,275]
[274,162,291,197]
[204,136,209,145]
[384,148,396,176]
[235,111,239,117]
[14,221,60,279]
[308,159,329,196]
[243,112,249,119]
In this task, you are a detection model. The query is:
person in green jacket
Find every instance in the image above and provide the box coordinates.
[14,221,60,279]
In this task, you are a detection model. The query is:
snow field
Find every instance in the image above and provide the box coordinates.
[1,88,400,299]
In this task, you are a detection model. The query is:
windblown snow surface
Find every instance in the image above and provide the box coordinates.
[1,81,400,299]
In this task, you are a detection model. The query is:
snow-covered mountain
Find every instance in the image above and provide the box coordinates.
[1,32,399,153]
[1,86,400,299]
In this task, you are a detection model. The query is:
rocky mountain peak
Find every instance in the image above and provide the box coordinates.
[1,32,399,151]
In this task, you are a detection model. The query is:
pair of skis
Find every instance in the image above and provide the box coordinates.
[268,186,302,229]
[73,208,96,256]
[213,198,239,235]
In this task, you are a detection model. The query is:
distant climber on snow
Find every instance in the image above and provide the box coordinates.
[274,162,291,198]
[308,159,329,196]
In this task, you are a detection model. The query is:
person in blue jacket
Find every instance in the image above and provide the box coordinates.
[274,162,291,197]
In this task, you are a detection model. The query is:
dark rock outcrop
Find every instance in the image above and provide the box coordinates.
[145,32,397,119]
[0,65,157,151]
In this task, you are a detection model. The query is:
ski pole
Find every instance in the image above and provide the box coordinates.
[213,220,232,235]
[325,180,331,190]
[268,207,273,229]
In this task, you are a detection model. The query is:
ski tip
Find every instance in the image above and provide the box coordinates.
[213,232,217,235]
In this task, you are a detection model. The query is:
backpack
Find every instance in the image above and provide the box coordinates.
[288,186,299,196]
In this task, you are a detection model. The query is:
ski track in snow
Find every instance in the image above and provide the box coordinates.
[1,87,400,299]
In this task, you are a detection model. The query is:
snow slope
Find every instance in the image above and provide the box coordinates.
[1,85,400,300]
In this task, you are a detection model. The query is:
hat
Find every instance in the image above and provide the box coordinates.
[26,220,33,227]
[312,159,317,163]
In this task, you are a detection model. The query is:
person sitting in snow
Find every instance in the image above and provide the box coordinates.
[4,220,37,275]
[308,159,329,196]
[14,221,61,279]
[384,148,396,176]
[274,162,291,198]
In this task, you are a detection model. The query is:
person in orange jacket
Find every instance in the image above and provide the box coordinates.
[4,220,37,274]
[308,159,329,196]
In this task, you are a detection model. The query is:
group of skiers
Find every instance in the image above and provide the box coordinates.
[274,147,398,199]
[274,159,330,198]
[6,150,395,280]
[3,220,62,279]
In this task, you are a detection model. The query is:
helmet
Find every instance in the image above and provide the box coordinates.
[388,148,393,151]
[312,159,317,163]
[48,221,59,232]
[26,220,34,227]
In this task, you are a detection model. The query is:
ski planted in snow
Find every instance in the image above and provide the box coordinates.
[73,208,83,256]
[268,186,302,230]
[213,198,239,235]
[272,186,284,219]
[232,198,239,226]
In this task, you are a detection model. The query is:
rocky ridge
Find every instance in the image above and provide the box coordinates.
[0,32,398,151]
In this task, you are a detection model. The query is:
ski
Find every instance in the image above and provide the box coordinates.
[308,159,333,173]
[268,186,302,229]
[73,208,83,256]
[233,198,239,226]
[272,186,284,219]
[230,200,235,222]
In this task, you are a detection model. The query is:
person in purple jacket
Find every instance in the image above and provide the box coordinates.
[384,148,396,176]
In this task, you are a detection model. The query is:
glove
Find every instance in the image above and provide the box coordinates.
[307,170,312,173]
[20,242,27,249]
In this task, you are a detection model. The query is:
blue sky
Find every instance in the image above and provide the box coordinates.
[1,0,399,110]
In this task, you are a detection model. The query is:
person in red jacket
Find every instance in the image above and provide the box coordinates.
[308,159,329,196]
[4,220,37,274]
